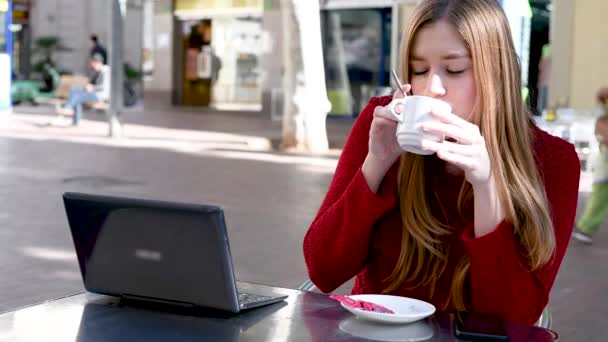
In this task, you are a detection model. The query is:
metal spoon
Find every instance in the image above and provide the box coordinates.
[391,68,407,97]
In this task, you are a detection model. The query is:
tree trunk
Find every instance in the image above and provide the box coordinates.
[280,0,330,154]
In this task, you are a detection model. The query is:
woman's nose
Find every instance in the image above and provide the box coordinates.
[426,73,446,98]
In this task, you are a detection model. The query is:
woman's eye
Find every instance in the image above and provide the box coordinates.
[412,70,428,76]
[447,69,466,75]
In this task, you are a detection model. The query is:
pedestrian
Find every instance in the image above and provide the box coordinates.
[303,0,580,325]
[572,86,608,244]
[90,34,108,65]
[54,54,110,126]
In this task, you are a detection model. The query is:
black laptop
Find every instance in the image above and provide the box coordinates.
[62,192,287,314]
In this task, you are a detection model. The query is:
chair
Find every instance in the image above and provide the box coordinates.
[298,279,318,292]
[298,279,552,329]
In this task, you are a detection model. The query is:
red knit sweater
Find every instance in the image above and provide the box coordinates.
[303,96,581,324]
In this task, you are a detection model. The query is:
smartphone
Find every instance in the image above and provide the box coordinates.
[454,311,509,341]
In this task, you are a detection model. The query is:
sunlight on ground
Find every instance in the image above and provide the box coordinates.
[20,246,76,262]
[0,112,339,173]
[4,304,84,341]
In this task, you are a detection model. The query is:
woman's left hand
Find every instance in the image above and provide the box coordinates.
[420,110,491,188]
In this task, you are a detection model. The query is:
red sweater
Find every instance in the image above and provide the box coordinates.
[303,96,580,324]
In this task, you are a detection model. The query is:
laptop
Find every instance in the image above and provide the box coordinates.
[62,192,288,314]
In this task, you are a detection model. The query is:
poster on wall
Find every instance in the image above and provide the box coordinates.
[197,46,212,79]
[185,48,199,80]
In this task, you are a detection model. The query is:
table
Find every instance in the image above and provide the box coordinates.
[0,282,558,341]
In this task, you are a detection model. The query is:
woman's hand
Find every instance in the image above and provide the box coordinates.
[367,85,411,164]
[362,85,411,193]
[420,110,491,188]
[420,110,504,236]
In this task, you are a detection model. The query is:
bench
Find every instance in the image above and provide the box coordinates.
[84,101,110,111]
[33,97,66,107]
[34,74,110,115]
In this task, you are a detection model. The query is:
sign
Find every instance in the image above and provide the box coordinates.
[10,0,29,24]
[197,46,212,79]
[175,0,262,11]
[320,0,395,10]
[174,0,263,19]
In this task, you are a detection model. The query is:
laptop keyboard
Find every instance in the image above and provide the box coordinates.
[238,292,274,306]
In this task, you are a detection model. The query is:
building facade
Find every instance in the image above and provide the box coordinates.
[20,0,607,117]
[27,0,144,85]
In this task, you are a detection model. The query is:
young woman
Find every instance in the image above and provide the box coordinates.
[303,0,580,324]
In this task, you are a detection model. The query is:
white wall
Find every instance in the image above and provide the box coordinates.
[30,0,88,74]
[548,0,574,109]
[568,0,608,109]
[143,0,173,92]
[30,0,143,76]
[260,3,283,92]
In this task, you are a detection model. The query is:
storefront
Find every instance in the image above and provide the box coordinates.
[172,0,264,110]
[320,0,533,116]
[0,0,12,112]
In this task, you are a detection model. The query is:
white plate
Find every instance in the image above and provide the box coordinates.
[339,294,436,324]
[339,316,435,342]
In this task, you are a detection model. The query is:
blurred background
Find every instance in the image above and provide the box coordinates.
[0,0,607,341]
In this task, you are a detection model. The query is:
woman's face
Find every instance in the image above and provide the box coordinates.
[408,20,477,121]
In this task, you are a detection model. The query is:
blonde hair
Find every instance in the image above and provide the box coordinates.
[384,0,555,311]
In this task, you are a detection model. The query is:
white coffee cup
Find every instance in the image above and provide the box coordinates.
[388,96,452,155]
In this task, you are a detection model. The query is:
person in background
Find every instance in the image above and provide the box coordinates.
[90,34,108,65]
[572,86,608,244]
[303,0,580,325]
[210,47,222,85]
[54,54,110,126]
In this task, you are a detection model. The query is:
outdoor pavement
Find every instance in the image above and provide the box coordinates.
[0,93,604,341]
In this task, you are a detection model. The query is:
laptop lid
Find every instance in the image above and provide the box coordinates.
[63,192,242,313]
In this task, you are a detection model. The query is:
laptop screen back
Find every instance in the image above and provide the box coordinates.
[63,192,241,312]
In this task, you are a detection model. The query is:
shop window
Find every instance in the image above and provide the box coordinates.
[321,8,392,116]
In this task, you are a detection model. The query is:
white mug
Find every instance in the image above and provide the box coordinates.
[389,96,452,155]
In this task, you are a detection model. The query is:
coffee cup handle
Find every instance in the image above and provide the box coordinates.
[389,98,406,122]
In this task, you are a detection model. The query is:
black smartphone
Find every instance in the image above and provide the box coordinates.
[454,311,509,341]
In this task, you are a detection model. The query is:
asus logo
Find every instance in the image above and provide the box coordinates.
[134,249,163,262]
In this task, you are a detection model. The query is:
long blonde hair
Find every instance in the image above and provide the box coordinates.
[384,0,555,310]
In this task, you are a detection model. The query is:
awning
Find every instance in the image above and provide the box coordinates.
[174,7,262,19]
[320,0,416,10]
[174,0,263,20]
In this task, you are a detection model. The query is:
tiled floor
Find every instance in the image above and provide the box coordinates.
[0,99,604,340]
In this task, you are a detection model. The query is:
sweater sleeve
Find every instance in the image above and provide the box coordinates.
[461,138,580,324]
[303,97,398,293]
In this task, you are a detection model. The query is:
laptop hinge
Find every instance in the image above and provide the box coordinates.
[121,293,196,308]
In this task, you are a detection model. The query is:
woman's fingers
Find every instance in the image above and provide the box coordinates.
[373,115,399,128]
[430,108,471,129]
[436,149,474,170]
[374,105,399,121]
[421,121,476,145]
[420,139,476,156]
